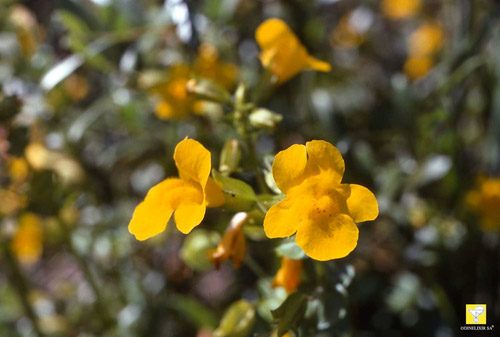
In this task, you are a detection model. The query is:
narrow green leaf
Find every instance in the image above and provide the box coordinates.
[271,292,308,337]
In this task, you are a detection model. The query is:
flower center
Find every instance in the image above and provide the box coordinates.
[308,194,341,225]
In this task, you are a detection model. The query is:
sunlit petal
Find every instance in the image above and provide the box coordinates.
[263,198,302,238]
[272,144,308,194]
[174,201,206,234]
[296,214,359,261]
[128,178,180,241]
[305,140,344,183]
[174,138,211,187]
[340,184,379,222]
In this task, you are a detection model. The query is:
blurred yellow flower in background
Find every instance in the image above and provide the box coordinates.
[153,64,193,120]
[194,43,238,90]
[404,21,445,80]
[272,257,302,294]
[404,55,433,80]
[381,0,421,20]
[264,140,378,261]
[209,212,248,269]
[408,22,444,57]
[9,5,40,59]
[25,143,84,184]
[11,213,43,265]
[8,157,29,184]
[151,44,237,120]
[256,18,331,84]
[467,178,500,231]
[0,157,29,216]
[128,139,224,240]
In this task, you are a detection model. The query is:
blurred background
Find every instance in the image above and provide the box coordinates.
[1,0,500,336]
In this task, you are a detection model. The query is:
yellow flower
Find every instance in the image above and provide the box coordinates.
[209,212,248,269]
[194,43,237,90]
[381,0,421,20]
[0,189,26,215]
[467,178,500,231]
[153,64,193,120]
[408,22,444,57]
[8,157,29,184]
[404,55,433,79]
[11,213,43,265]
[272,257,302,294]
[264,140,379,261]
[128,139,224,240]
[256,18,331,84]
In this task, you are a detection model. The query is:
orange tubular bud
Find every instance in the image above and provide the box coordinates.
[272,257,303,294]
[209,212,249,269]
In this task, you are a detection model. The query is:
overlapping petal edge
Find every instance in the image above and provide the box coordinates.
[263,140,378,261]
[128,139,224,241]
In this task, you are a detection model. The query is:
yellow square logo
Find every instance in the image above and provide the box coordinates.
[466,304,486,324]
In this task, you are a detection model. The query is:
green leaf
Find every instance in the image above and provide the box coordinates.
[275,239,306,260]
[212,169,256,211]
[214,300,256,337]
[271,292,308,337]
[59,10,91,38]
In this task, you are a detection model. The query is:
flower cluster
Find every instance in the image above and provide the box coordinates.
[129,139,378,262]
[128,19,378,268]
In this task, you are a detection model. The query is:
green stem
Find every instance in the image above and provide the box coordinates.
[244,255,269,279]
[243,134,269,194]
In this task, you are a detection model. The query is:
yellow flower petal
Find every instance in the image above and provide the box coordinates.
[263,198,302,238]
[404,55,433,80]
[11,213,43,265]
[256,18,330,84]
[341,184,379,222]
[155,100,174,120]
[408,22,444,57]
[272,144,308,194]
[381,0,421,20]
[307,56,332,72]
[174,138,211,187]
[205,177,225,207]
[256,18,294,54]
[296,213,359,261]
[174,201,206,234]
[128,179,177,240]
[305,140,344,183]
